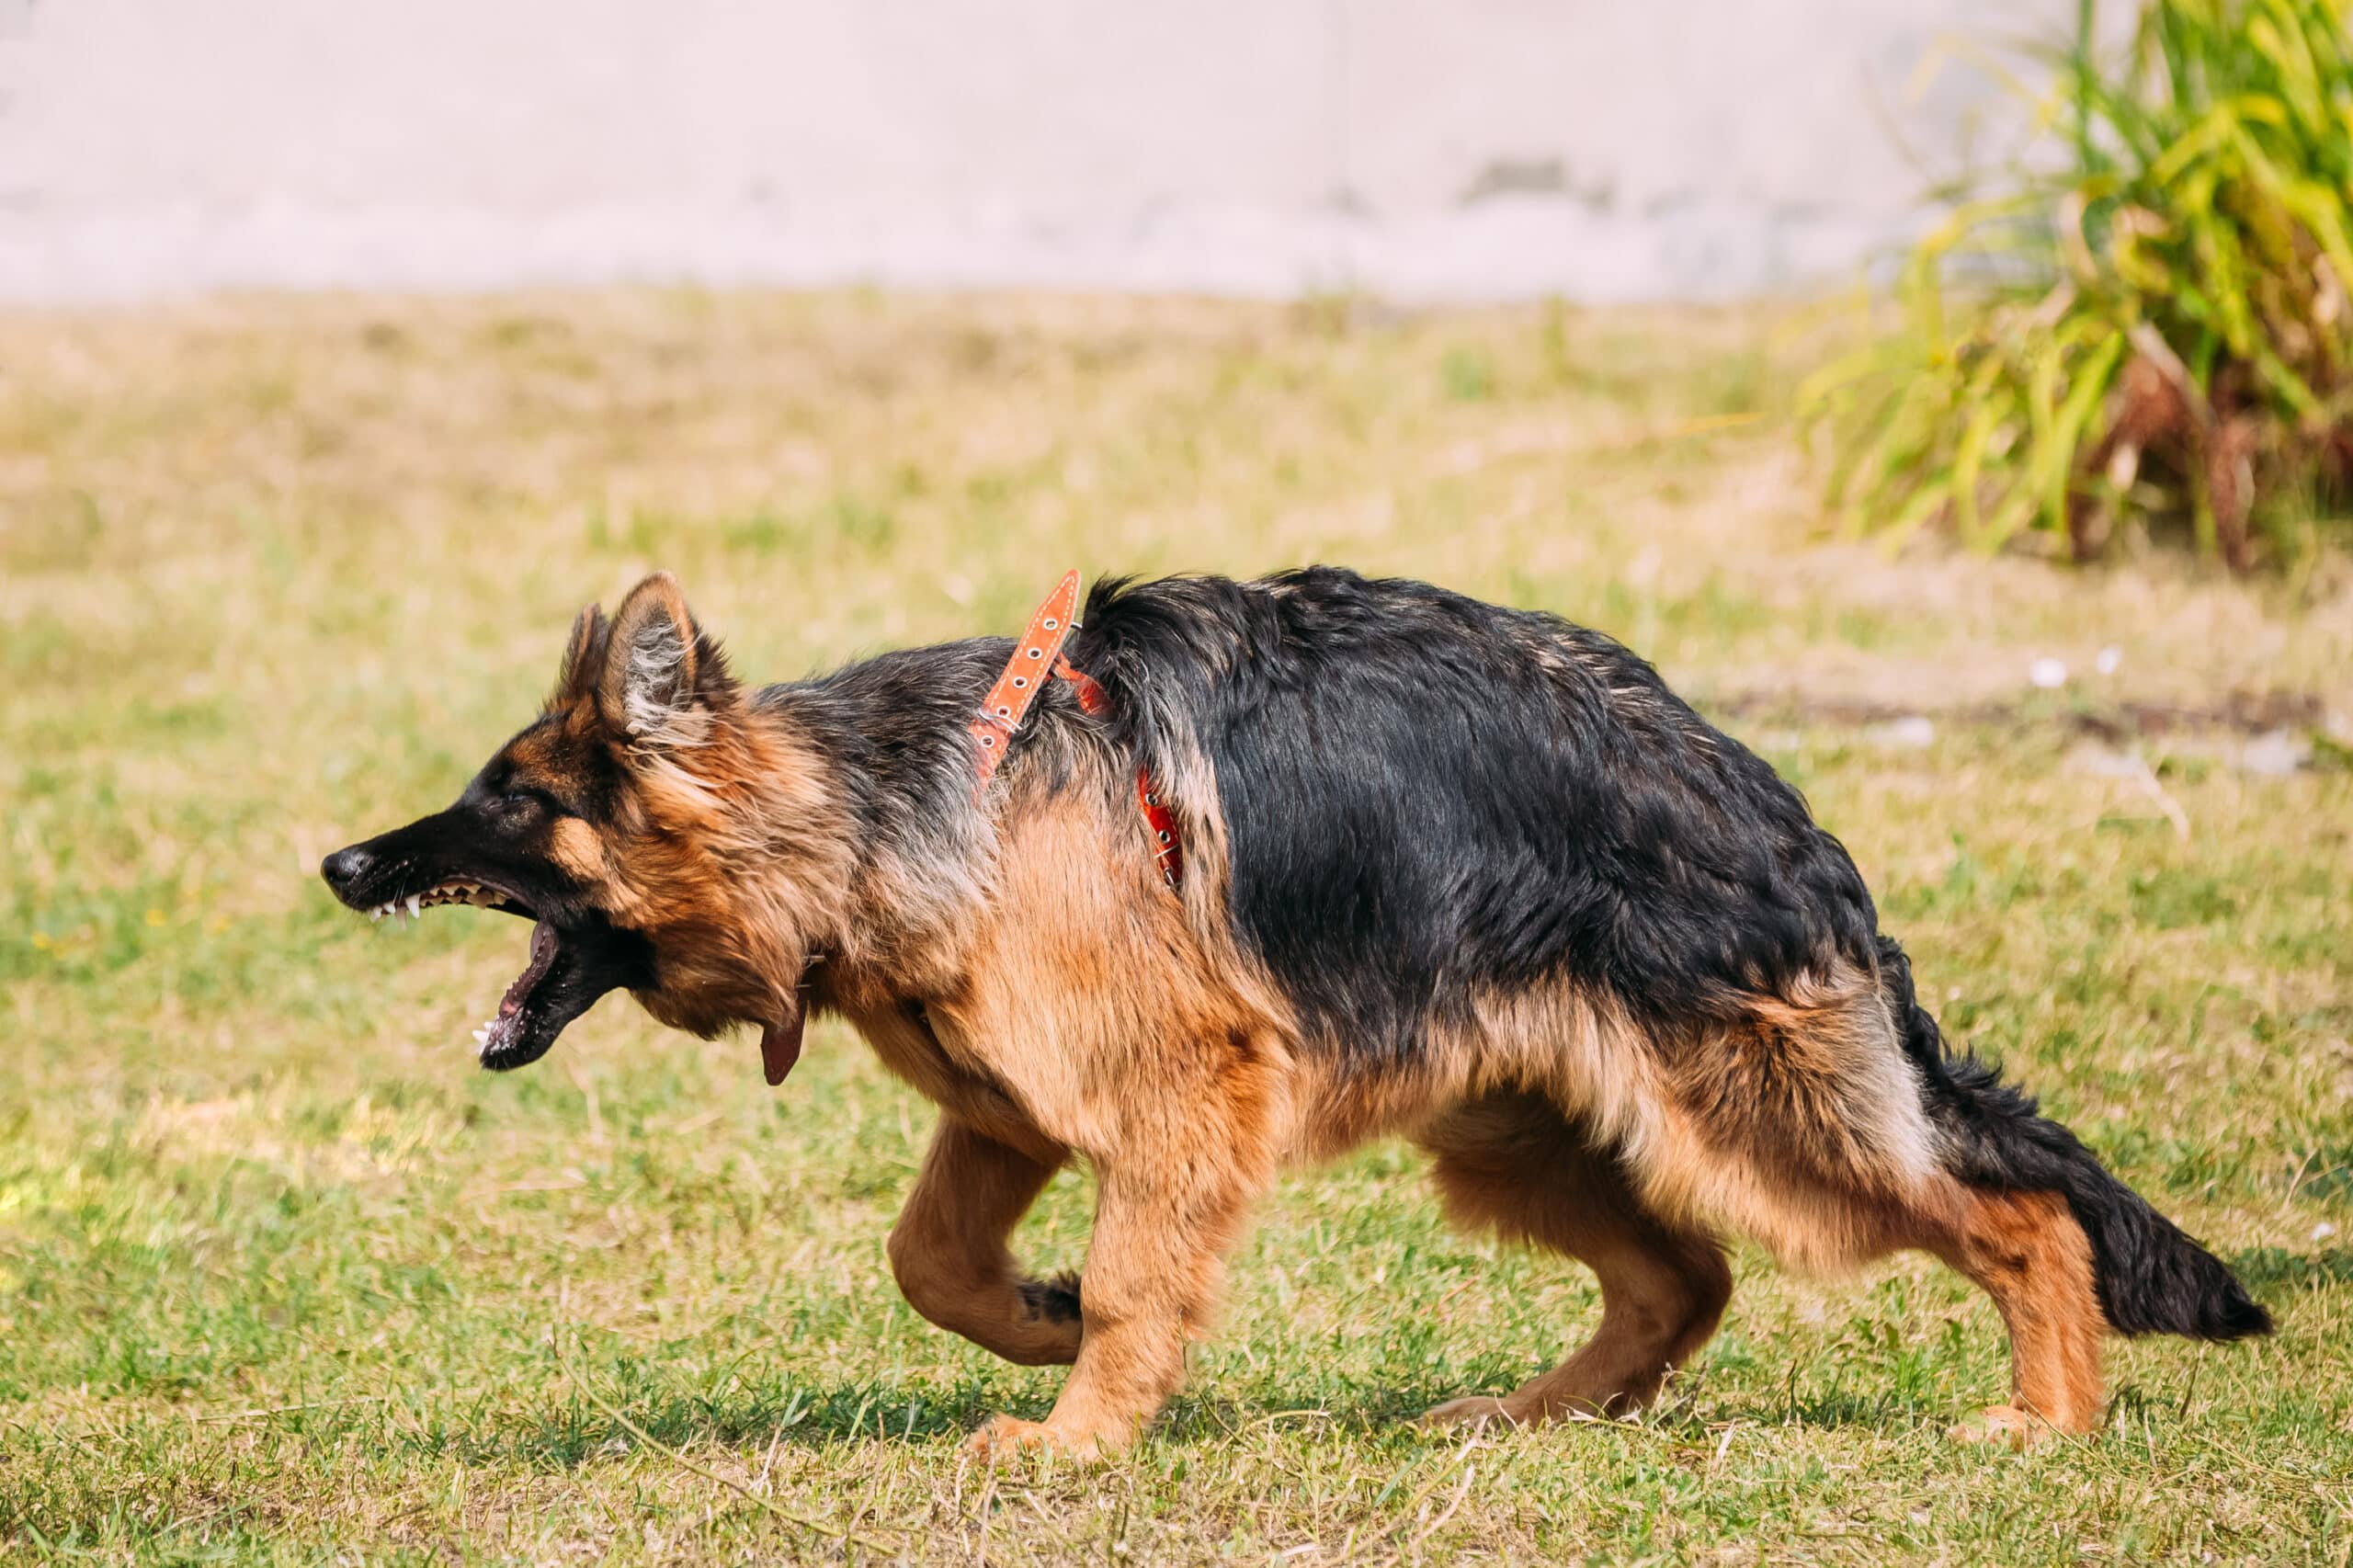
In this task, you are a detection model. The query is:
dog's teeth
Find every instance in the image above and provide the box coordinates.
[405,894,421,918]
[472,1028,489,1045]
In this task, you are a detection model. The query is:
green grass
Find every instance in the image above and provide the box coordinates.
[2,290,2350,1563]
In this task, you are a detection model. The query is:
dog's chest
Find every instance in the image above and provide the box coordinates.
[841,995,1060,1161]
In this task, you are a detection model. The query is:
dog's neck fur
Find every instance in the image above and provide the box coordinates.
[656,640,1017,1027]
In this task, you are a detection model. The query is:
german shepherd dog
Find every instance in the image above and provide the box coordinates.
[322,568,2268,1458]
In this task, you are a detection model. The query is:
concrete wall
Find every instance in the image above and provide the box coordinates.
[0,0,2068,303]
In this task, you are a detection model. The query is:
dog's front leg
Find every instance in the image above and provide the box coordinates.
[887,1117,1084,1367]
[969,1101,1268,1461]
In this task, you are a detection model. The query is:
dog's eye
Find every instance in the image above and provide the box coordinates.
[498,790,551,822]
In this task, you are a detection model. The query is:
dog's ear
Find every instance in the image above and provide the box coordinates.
[554,604,609,704]
[598,572,736,743]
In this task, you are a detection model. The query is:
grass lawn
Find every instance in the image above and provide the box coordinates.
[3,290,2350,1564]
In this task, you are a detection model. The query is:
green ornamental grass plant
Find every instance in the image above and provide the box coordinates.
[1804,0,2353,568]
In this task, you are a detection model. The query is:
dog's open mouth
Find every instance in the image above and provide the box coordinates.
[351,875,651,1071]
[471,915,562,1064]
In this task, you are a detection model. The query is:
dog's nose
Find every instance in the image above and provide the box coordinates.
[321,846,373,892]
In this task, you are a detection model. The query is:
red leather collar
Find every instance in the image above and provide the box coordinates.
[968,570,1084,791]
[970,571,1182,890]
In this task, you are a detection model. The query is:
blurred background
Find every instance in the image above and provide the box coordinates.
[4,3,2350,1562]
[6,0,2053,301]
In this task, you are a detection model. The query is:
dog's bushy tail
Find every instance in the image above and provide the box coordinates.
[1879,937,2270,1341]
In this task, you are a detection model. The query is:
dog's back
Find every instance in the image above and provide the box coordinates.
[1071,567,1877,1061]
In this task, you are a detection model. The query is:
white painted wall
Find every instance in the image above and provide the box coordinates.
[0,0,2068,302]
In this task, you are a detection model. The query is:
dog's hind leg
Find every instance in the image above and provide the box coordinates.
[1417,1092,1732,1427]
[888,1117,1085,1367]
[1649,969,2133,1444]
[1923,1186,2108,1442]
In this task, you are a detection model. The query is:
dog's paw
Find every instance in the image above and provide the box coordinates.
[966,1414,1109,1463]
[1417,1395,1519,1433]
[1947,1403,2058,1449]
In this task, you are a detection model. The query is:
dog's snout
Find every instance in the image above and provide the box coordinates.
[321,846,373,892]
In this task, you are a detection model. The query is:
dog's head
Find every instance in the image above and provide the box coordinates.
[321,572,815,1071]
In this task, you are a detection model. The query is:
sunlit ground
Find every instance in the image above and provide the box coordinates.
[3,291,2349,1563]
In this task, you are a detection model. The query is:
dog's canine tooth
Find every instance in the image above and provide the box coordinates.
[472,1028,489,1045]
[405,894,421,918]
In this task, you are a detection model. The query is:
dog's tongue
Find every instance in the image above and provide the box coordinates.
[501,920,560,1016]
[473,920,561,1057]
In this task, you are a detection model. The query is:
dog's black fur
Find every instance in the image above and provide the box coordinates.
[1072,569,1878,1053]
[1068,567,2266,1343]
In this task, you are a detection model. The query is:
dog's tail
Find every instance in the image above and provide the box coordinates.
[1879,936,2270,1341]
